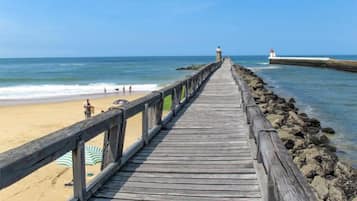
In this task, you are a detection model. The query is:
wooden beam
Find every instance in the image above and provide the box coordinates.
[72,140,86,201]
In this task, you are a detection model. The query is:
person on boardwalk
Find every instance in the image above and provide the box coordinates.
[129,85,132,94]
[83,99,94,119]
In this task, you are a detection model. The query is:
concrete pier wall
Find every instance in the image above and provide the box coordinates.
[269,57,357,72]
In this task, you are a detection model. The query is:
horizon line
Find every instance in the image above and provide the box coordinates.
[1,54,357,60]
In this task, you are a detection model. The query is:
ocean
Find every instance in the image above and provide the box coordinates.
[0,55,356,167]
[0,56,214,100]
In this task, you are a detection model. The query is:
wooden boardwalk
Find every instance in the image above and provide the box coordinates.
[90,60,263,201]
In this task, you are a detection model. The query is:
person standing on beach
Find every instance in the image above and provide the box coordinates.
[129,85,132,94]
[123,86,126,94]
[83,99,94,119]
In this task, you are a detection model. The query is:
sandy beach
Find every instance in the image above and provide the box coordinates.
[0,92,147,201]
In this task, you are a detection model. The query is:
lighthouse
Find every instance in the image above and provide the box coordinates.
[269,49,276,58]
[216,46,222,62]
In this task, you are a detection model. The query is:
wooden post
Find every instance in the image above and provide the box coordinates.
[171,88,177,116]
[185,80,189,101]
[155,92,164,125]
[142,103,149,144]
[72,140,86,201]
[101,116,121,170]
[116,110,127,163]
[177,85,183,104]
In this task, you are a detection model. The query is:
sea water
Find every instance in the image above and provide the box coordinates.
[231,55,357,167]
[0,56,214,99]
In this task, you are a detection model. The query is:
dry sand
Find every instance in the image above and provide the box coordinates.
[0,93,147,201]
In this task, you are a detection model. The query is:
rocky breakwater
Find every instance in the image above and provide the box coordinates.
[235,65,357,201]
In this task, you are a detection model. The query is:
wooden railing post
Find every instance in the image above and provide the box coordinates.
[116,110,127,162]
[171,88,177,116]
[177,85,183,105]
[142,103,149,144]
[185,80,189,102]
[101,115,121,170]
[72,140,86,201]
[156,92,164,125]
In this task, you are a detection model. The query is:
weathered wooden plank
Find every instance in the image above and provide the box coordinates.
[102,181,260,191]
[121,166,256,174]
[137,150,250,155]
[108,176,259,185]
[96,188,261,198]
[131,155,251,160]
[123,162,254,170]
[114,172,258,180]
[128,159,252,165]
[91,192,262,201]
[134,152,252,158]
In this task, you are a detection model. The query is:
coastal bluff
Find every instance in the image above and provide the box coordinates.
[269,57,357,72]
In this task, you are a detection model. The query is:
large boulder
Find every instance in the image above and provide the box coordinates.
[301,162,322,178]
[299,147,337,176]
[266,114,285,128]
[311,176,329,200]
[305,126,321,135]
[306,118,321,128]
[321,127,336,134]
[288,111,305,127]
[328,185,347,201]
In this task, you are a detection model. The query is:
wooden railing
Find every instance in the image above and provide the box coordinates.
[0,61,221,201]
[231,64,317,201]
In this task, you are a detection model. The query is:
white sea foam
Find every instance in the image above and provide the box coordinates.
[248,66,283,71]
[0,83,158,100]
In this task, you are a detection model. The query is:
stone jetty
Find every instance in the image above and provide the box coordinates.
[235,64,357,201]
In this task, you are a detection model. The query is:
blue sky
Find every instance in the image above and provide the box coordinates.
[0,0,357,57]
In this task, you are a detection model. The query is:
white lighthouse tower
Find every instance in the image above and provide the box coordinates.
[269,49,276,58]
[216,46,222,62]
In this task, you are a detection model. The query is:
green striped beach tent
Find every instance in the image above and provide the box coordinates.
[56,145,103,167]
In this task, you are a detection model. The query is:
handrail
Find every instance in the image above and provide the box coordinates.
[0,61,221,201]
[231,63,317,201]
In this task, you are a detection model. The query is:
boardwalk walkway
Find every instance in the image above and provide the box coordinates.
[90,60,263,201]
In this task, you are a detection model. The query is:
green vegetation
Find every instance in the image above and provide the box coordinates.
[163,95,172,111]
[163,87,186,111]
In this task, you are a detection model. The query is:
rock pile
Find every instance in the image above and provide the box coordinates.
[176,64,205,71]
[235,65,357,201]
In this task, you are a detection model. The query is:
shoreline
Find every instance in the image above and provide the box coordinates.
[235,64,357,201]
[0,90,151,106]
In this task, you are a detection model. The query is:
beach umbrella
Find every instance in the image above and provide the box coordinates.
[113,99,128,105]
[56,145,103,167]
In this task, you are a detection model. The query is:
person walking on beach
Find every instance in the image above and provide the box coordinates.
[129,85,132,94]
[123,86,126,94]
[83,99,94,119]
